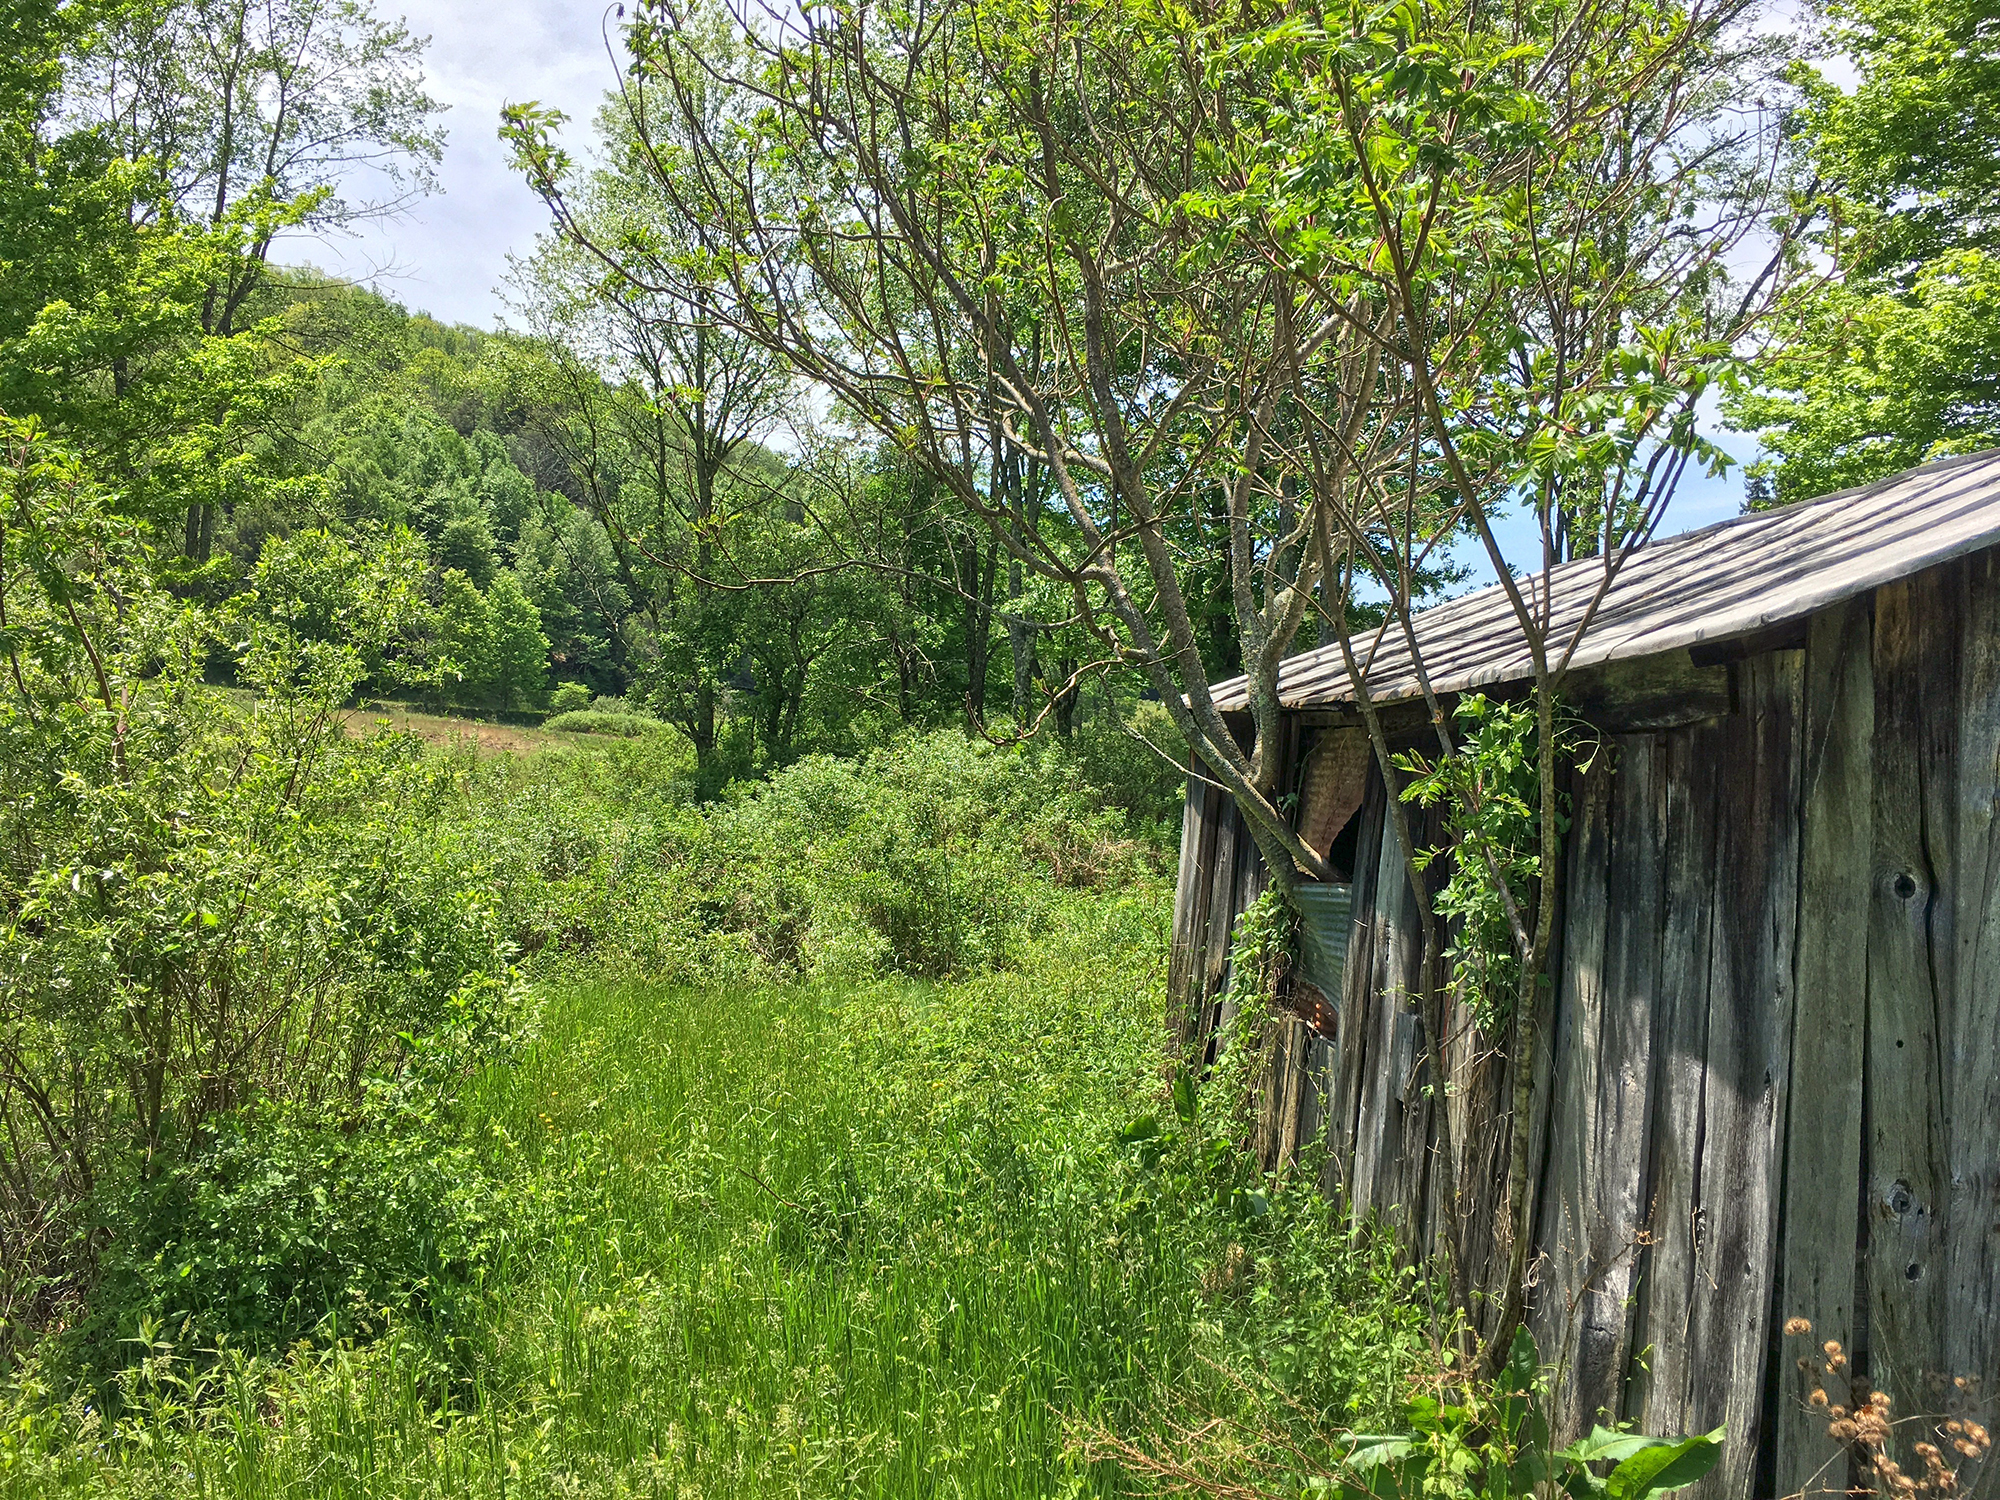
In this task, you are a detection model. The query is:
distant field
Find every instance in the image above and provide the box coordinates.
[340,699,555,756]
[210,688,561,756]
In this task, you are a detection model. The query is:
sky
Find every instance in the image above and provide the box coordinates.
[294,0,622,329]
[289,0,1760,566]
[1463,389,1756,591]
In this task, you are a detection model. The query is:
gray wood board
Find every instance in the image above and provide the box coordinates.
[1575,735,1671,1436]
[1866,571,1952,1426]
[1199,796,1241,1045]
[1681,650,1803,1499]
[1169,776,1214,1038]
[1775,598,1874,1500]
[1948,552,2000,1498]
[1351,792,1418,1225]
[1532,745,1622,1434]
[1629,715,1725,1437]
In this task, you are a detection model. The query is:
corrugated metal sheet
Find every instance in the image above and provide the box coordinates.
[1211,447,2000,711]
[1293,880,1352,1005]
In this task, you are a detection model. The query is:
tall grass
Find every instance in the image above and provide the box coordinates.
[0,891,1423,1498]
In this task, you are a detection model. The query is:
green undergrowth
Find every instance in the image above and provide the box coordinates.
[1,714,1428,1498]
[540,708,670,737]
[467,731,1169,984]
[0,892,1426,1497]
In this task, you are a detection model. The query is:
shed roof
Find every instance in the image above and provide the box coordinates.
[1210,447,2000,712]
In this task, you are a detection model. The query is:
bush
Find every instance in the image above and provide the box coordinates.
[0,425,525,1368]
[543,709,668,737]
[90,1084,501,1362]
[460,728,1167,987]
[0,716,527,1367]
[548,680,594,714]
[743,734,1166,975]
[1071,696,1189,829]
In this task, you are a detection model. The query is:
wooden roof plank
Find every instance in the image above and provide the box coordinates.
[1209,449,2000,711]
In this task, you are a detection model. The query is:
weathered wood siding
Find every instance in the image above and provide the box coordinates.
[1169,553,2000,1498]
[1168,771,1271,1056]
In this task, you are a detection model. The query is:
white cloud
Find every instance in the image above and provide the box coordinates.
[288,0,622,327]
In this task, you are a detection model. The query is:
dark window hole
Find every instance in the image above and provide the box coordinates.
[1326,809,1362,884]
[1907,1263,1923,1282]
[1894,872,1918,899]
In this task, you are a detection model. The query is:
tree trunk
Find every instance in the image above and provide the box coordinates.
[183,503,214,563]
[1050,653,1079,740]
[1007,558,1036,723]
[963,535,998,728]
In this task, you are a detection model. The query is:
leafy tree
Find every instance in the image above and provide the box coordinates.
[510,0,1793,1368]
[1732,0,2000,499]
[65,0,446,337]
[0,86,309,565]
[506,98,797,769]
[482,570,551,708]
[241,524,435,693]
[511,501,630,689]
[55,0,442,561]
[505,102,973,772]
[0,0,445,570]
[0,419,516,1340]
[433,568,491,705]
[426,565,552,710]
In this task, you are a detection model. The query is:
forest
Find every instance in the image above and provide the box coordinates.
[0,0,1994,1493]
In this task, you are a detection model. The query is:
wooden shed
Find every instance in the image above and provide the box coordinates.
[1171,449,2000,1498]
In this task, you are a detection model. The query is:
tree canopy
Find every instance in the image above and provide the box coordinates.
[1731,0,2000,500]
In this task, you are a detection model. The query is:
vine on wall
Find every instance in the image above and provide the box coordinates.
[1394,696,1586,1035]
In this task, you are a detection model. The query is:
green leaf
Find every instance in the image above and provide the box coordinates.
[1604,1429,1724,1498]
[1118,1115,1160,1145]
[1561,1424,1676,1467]
[1501,1324,1540,1393]
[1344,1435,1421,1468]
[1337,1432,1425,1495]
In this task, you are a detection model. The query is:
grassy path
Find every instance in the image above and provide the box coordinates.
[5,903,1217,1498]
[3,896,1421,1498]
[457,945,1189,1498]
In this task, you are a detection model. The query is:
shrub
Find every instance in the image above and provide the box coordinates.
[460,728,1167,987]
[548,680,594,714]
[1071,695,1190,828]
[90,1084,502,1362]
[1315,1330,1723,1499]
[543,709,668,737]
[698,733,1155,978]
[0,424,525,1366]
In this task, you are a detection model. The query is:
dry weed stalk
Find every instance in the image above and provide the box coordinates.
[1783,1318,1991,1497]
[1071,1348,1359,1499]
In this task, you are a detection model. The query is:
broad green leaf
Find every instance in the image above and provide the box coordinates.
[1604,1429,1724,1498]
[1118,1115,1159,1145]
[1562,1424,1678,1466]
